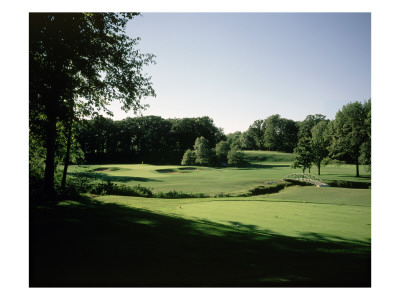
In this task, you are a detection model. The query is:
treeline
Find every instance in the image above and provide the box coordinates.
[75,116,225,164]
[68,99,370,177]
[227,114,300,152]
[226,100,371,176]
[30,99,370,193]
[71,113,303,166]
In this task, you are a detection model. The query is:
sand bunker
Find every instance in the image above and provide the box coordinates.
[155,168,199,174]
[155,169,176,173]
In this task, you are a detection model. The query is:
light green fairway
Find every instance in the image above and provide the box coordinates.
[68,162,294,194]
[96,185,370,243]
[68,150,370,195]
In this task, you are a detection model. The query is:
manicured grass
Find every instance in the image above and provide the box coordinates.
[30,193,370,287]
[96,186,370,242]
[244,150,295,162]
[32,151,370,287]
[67,151,370,195]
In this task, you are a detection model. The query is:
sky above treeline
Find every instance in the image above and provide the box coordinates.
[108,12,371,134]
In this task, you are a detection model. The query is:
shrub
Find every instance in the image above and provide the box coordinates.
[215,141,230,162]
[250,181,293,195]
[227,147,246,167]
[194,137,213,166]
[155,190,210,199]
[181,149,196,166]
[89,182,154,197]
[215,192,232,198]
[325,180,371,189]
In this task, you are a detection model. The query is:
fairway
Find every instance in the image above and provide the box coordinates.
[67,151,371,195]
[97,185,371,242]
[32,150,371,287]
[68,150,371,242]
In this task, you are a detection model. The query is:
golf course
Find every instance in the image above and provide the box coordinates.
[30,150,371,287]
[29,12,372,289]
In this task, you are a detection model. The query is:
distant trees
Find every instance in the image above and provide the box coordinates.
[73,115,226,164]
[171,116,224,152]
[246,119,267,150]
[227,147,246,167]
[180,136,246,167]
[215,141,230,162]
[263,115,298,152]
[226,115,299,153]
[289,100,371,176]
[328,100,371,177]
[358,99,371,171]
[226,131,244,149]
[297,114,326,139]
[291,137,313,173]
[291,119,330,175]
[73,100,370,177]
[310,120,330,175]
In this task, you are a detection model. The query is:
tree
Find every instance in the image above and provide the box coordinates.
[298,114,326,139]
[215,140,230,162]
[263,115,298,152]
[133,116,173,154]
[226,131,243,149]
[30,13,156,194]
[328,100,370,177]
[227,147,246,167]
[359,99,371,171]
[193,137,213,166]
[60,115,85,191]
[181,149,196,166]
[246,119,267,150]
[170,117,225,152]
[310,120,330,175]
[291,137,313,173]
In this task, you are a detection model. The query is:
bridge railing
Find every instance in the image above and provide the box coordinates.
[283,173,328,186]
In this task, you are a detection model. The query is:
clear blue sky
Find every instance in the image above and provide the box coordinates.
[109,12,371,134]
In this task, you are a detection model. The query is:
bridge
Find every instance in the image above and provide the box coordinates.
[283,173,329,187]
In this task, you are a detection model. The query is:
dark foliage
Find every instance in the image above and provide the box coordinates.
[325,180,371,189]
[75,115,225,165]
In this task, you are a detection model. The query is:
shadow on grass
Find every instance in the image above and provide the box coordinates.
[69,172,162,183]
[30,196,371,287]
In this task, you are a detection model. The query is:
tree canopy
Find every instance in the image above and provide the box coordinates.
[30,13,156,193]
[328,100,371,177]
[194,137,214,166]
[263,114,298,152]
[246,119,267,150]
[291,137,313,173]
[310,120,330,175]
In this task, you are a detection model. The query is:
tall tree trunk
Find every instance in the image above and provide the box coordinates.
[356,162,360,177]
[43,113,57,196]
[61,119,73,192]
[318,164,321,176]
